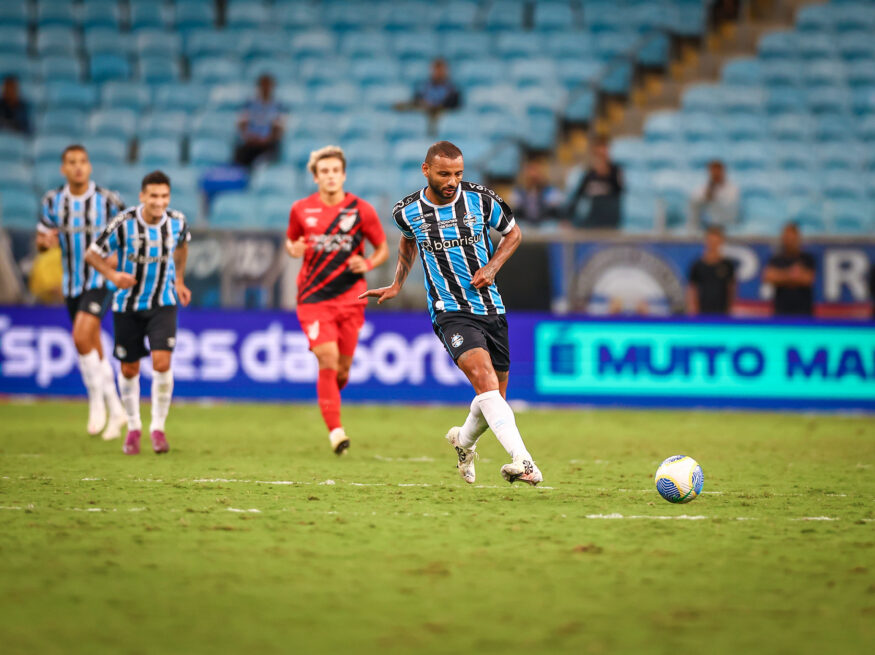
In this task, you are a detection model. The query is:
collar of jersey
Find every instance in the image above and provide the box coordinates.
[419,185,460,209]
[135,204,168,229]
[62,181,96,202]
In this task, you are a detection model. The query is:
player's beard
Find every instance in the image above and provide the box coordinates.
[428,178,456,203]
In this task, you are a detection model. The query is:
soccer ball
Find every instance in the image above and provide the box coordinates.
[654,456,704,504]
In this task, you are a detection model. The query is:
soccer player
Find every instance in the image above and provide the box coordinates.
[360,141,543,486]
[285,145,389,455]
[84,171,191,455]
[36,144,126,440]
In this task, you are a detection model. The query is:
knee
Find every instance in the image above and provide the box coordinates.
[316,353,339,371]
[72,327,90,354]
[470,365,498,394]
[120,362,139,378]
[152,355,171,373]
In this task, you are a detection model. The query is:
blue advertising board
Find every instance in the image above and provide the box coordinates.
[1,306,873,411]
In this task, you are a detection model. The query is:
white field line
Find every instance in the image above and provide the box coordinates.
[790,516,839,521]
[586,513,709,520]
[227,508,261,513]
[373,455,436,462]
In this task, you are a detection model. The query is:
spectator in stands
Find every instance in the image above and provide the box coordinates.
[412,59,461,113]
[565,137,623,228]
[689,160,739,229]
[233,75,285,169]
[0,75,30,134]
[510,157,564,226]
[687,225,737,315]
[762,222,816,317]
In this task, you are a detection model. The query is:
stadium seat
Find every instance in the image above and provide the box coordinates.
[643,112,685,142]
[139,57,182,84]
[169,188,202,224]
[45,82,98,111]
[722,58,763,85]
[0,189,40,229]
[837,31,875,60]
[238,31,292,60]
[0,3,28,28]
[255,196,296,230]
[80,1,121,30]
[289,31,337,57]
[682,84,724,113]
[209,192,255,229]
[139,137,182,167]
[645,142,687,171]
[534,3,576,31]
[313,83,360,111]
[250,166,298,195]
[350,57,402,87]
[90,53,131,83]
[36,1,75,28]
[341,137,391,166]
[159,166,200,195]
[685,140,727,168]
[226,2,271,30]
[41,56,83,82]
[0,134,31,164]
[798,33,837,60]
[0,27,28,55]
[154,82,208,113]
[379,1,431,32]
[758,31,798,59]
[485,1,525,30]
[796,4,837,33]
[275,3,319,30]
[191,57,243,84]
[102,82,151,111]
[84,27,132,55]
[0,163,33,191]
[173,1,215,32]
[35,27,78,57]
[610,137,650,170]
[622,192,658,232]
[82,136,128,166]
[136,30,183,58]
[34,135,77,164]
[724,114,769,141]
[189,137,231,167]
[37,108,87,138]
[129,1,167,31]
[89,108,137,140]
[191,110,238,140]
[772,143,820,171]
[638,33,671,68]
[185,29,235,58]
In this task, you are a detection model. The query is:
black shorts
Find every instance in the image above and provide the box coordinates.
[433,312,510,372]
[65,287,112,323]
[112,305,178,363]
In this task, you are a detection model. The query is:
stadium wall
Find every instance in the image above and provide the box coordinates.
[1,306,873,412]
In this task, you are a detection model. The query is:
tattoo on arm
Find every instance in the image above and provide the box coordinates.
[394,238,417,288]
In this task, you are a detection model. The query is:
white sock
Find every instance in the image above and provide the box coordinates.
[100,356,124,417]
[458,396,489,449]
[475,389,532,461]
[117,373,142,431]
[78,350,102,402]
[150,369,174,433]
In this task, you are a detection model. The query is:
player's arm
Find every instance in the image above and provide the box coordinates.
[348,240,389,274]
[762,263,791,286]
[35,196,59,251]
[686,284,699,315]
[359,236,417,304]
[173,240,191,307]
[85,244,135,290]
[472,224,521,289]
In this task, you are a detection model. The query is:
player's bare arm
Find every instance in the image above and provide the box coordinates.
[174,241,191,307]
[359,236,417,304]
[472,224,521,289]
[348,240,390,274]
[84,247,136,289]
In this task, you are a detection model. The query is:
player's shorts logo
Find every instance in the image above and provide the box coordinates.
[451,333,464,348]
[167,337,176,348]
[307,321,320,341]
[115,345,126,358]
[88,302,101,314]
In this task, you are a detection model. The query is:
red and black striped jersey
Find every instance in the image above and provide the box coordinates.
[287,192,386,305]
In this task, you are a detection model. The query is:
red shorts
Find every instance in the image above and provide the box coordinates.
[296,301,365,356]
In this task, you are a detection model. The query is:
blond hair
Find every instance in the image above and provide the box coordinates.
[307,145,346,176]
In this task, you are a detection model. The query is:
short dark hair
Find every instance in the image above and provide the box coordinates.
[708,159,725,168]
[425,140,463,164]
[783,220,799,233]
[141,170,171,191]
[705,224,725,237]
[61,144,87,161]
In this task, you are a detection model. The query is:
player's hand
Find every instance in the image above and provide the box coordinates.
[347,255,370,274]
[176,281,192,307]
[358,284,399,304]
[286,237,306,258]
[472,265,497,289]
[36,229,59,251]
[112,272,137,289]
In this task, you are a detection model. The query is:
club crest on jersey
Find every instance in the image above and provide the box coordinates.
[305,216,319,227]
[462,212,477,227]
[307,321,320,341]
[451,333,464,348]
[338,210,358,233]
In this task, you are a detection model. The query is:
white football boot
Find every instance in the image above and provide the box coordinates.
[101,412,127,441]
[329,427,350,455]
[500,457,543,486]
[86,395,107,436]
[445,426,476,484]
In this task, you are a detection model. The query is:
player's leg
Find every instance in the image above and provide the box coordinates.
[144,306,178,454]
[335,303,364,391]
[114,311,149,455]
[80,288,126,440]
[312,341,349,455]
[70,300,106,435]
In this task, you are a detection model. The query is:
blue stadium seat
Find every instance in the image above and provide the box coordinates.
[766,86,807,114]
[80,1,121,30]
[191,110,238,140]
[238,31,292,60]
[679,113,723,143]
[340,31,391,58]
[0,134,31,163]
[36,27,78,57]
[593,30,639,61]
[726,142,772,171]
[351,57,402,86]
[815,115,855,143]
[622,192,658,232]
[83,136,128,166]
[45,82,98,110]
[209,192,254,228]
[644,112,685,142]
[638,33,671,67]
[610,137,650,170]
[185,29,237,58]
[342,138,391,167]
[168,189,201,224]
[511,59,558,88]
[323,3,374,32]
[173,1,215,32]
[256,196,296,230]
[722,58,762,85]
[136,30,182,57]
[534,3,575,31]
[189,137,231,167]
[743,196,789,224]
[160,166,200,195]
[833,2,875,32]
[206,83,251,110]
[682,84,723,113]
[191,57,243,84]
[139,110,190,141]
[443,31,491,62]
[250,166,298,194]
[226,2,271,30]
[41,55,83,82]
[289,31,337,57]
[760,59,803,86]
[822,171,866,199]
[34,135,77,164]
[139,56,182,84]
[485,1,525,30]
[379,1,431,32]
[384,112,430,142]
[84,27,132,55]
[827,199,873,233]
[244,58,296,83]
[345,165,399,198]
[314,83,360,111]
[798,33,837,60]
[772,143,819,171]
[0,164,33,192]
[102,82,151,111]
[393,32,439,60]
[851,85,875,115]
[837,31,875,60]
[287,110,342,139]
[36,1,75,28]
[806,86,852,114]
[758,31,798,59]
[0,3,28,27]
[685,140,727,168]
[0,27,28,55]
[645,142,687,171]
[275,2,319,30]
[724,114,768,141]
[89,108,137,140]
[139,137,182,167]
[795,4,837,33]
[34,160,66,191]
[129,1,167,31]
[435,1,479,31]
[0,189,40,229]
[847,59,875,88]
[37,108,86,137]
[803,59,848,87]
[858,115,875,142]
[722,86,766,113]
[90,53,131,83]
[818,142,867,170]
[456,59,507,89]
[154,82,208,113]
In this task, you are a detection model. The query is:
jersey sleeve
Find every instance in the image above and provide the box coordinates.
[392,205,414,239]
[91,217,121,256]
[178,219,191,245]
[488,195,516,235]
[109,191,125,216]
[38,192,57,233]
[286,203,302,241]
[360,201,386,247]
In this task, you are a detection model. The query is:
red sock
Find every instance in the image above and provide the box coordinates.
[337,373,348,391]
[317,369,342,431]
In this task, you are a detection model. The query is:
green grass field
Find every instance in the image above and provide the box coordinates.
[1,400,873,655]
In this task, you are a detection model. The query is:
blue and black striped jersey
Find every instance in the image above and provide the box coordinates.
[392,181,517,320]
[90,205,191,313]
[38,182,125,298]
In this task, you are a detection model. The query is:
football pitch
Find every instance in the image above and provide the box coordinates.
[1,401,873,655]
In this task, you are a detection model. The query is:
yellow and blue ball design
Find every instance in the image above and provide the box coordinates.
[654,455,704,504]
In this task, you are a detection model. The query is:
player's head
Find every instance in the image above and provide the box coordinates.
[60,145,91,187]
[707,159,726,183]
[423,141,463,202]
[140,170,171,219]
[704,224,725,252]
[257,74,274,100]
[780,221,801,253]
[308,145,346,195]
